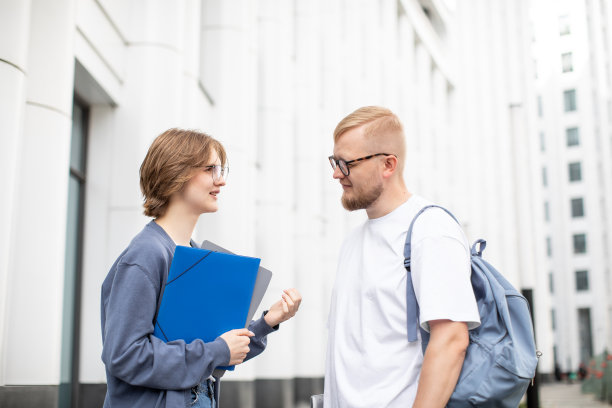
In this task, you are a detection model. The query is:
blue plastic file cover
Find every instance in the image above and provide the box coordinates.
[153,246,260,346]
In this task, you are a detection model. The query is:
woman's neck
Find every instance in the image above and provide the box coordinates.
[155,207,199,247]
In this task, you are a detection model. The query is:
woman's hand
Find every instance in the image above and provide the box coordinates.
[219,328,254,365]
[264,288,302,328]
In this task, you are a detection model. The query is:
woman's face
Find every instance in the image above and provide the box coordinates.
[180,150,226,215]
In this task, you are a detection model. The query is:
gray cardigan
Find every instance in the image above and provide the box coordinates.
[101,221,276,407]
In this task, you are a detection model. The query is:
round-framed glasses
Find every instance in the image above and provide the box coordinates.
[328,153,395,177]
[204,165,229,182]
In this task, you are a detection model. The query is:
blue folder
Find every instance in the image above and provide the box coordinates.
[153,246,260,369]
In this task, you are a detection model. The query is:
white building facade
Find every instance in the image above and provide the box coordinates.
[0,0,550,407]
[532,0,612,375]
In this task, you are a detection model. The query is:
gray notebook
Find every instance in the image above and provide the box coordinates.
[201,240,273,326]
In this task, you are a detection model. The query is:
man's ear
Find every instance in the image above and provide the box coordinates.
[382,155,398,178]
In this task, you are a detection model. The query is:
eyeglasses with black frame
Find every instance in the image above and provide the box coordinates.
[328,153,395,177]
[204,165,229,182]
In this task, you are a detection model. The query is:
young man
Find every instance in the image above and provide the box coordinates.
[101,128,301,407]
[324,107,480,407]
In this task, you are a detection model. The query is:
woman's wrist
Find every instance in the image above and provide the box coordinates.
[263,310,280,329]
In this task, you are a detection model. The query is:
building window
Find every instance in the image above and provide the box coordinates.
[549,271,554,294]
[537,95,543,117]
[578,308,593,363]
[573,233,587,254]
[575,270,589,291]
[564,89,577,112]
[566,127,580,146]
[542,167,548,187]
[546,236,552,257]
[559,15,571,35]
[571,197,585,217]
[562,52,573,72]
[59,98,89,407]
[551,309,556,330]
[569,162,582,182]
[540,131,546,152]
[544,201,550,222]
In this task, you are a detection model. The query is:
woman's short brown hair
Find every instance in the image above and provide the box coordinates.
[139,128,227,218]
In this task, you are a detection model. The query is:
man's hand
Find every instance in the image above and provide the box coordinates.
[219,328,254,365]
[264,288,302,328]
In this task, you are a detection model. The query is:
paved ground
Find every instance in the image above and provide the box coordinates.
[540,382,610,407]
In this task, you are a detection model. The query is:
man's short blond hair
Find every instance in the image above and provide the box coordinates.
[333,106,404,143]
[333,106,405,172]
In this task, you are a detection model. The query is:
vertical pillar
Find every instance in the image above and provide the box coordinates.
[5,0,75,384]
[0,0,30,385]
[197,0,258,258]
[254,0,296,383]
[293,0,325,381]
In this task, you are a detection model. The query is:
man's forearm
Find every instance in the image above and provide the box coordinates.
[412,320,468,408]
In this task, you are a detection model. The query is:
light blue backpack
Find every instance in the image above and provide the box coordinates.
[404,205,539,407]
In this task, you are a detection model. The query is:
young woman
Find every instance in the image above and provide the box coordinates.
[101,128,301,408]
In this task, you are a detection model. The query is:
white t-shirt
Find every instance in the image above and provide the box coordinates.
[324,195,480,408]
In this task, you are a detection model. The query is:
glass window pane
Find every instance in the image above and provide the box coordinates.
[542,167,548,186]
[562,52,573,72]
[544,201,550,222]
[70,103,86,173]
[569,162,582,182]
[546,236,552,257]
[575,270,589,291]
[566,127,580,146]
[573,233,587,254]
[571,197,584,217]
[564,89,577,112]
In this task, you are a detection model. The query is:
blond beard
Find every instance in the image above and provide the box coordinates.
[341,181,383,211]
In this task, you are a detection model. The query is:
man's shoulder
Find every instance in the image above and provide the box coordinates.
[410,202,468,247]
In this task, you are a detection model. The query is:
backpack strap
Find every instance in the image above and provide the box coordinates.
[404,204,460,342]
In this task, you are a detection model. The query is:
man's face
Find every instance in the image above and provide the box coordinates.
[332,127,384,211]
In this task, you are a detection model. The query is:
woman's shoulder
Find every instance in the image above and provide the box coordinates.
[118,222,174,275]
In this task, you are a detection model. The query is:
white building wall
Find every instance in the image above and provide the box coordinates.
[532,0,612,372]
[0,0,550,405]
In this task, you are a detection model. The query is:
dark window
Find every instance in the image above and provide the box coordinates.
[549,271,554,294]
[546,236,552,257]
[551,309,556,330]
[578,308,593,363]
[562,52,573,72]
[575,270,589,291]
[564,89,577,112]
[544,201,550,222]
[59,98,89,408]
[571,198,585,217]
[573,233,587,254]
[566,127,580,146]
[542,167,548,187]
[540,131,546,151]
[569,162,582,182]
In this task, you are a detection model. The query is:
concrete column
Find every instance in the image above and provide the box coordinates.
[0,0,30,385]
[253,0,297,381]
[104,0,186,259]
[196,0,258,261]
[4,0,75,384]
[293,0,326,379]
[414,42,431,196]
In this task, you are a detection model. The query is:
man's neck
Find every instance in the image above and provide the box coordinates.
[366,185,412,219]
[155,206,199,246]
